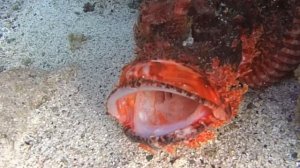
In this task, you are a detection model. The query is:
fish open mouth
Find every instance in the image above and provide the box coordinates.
[107,60,232,147]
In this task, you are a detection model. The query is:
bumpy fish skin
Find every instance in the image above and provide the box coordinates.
[107,0,300,150]
[237,3,300,87]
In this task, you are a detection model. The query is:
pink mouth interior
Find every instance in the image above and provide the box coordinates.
[134,90,210,138]
[107,86,212,138]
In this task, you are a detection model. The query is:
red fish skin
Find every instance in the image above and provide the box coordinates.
[238,4,300,87]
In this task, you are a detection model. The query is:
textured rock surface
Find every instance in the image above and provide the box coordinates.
[0,67,77,167]
[294,66,300,164]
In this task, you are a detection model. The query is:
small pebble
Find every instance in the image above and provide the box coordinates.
[291,152,298,159]
[146,155,153,161]
[83,2,95,13]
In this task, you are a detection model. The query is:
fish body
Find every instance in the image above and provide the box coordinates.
[107,0,300,150]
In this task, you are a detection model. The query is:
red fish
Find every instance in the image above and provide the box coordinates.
[107,0,300,151]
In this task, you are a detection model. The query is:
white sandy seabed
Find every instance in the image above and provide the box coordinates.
[0,0,299,167]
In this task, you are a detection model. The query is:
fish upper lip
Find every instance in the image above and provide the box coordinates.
[116,59,233,121]
[120,59,224,106]
[107,59,233,146]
